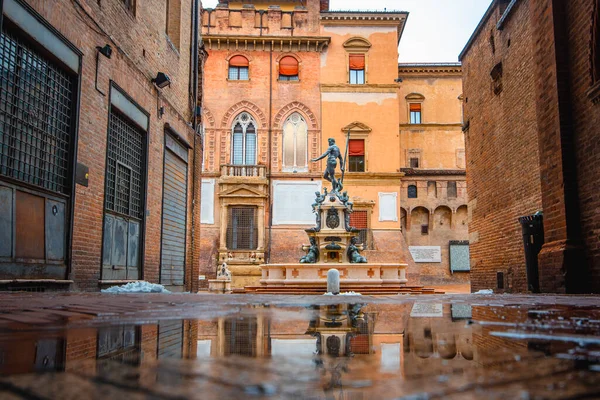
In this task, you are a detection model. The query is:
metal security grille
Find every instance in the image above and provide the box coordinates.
[224,318,257,357]
[0,26,74,194]
[350,210,369,248]
[105,111,144,219]
[226,207,257,250]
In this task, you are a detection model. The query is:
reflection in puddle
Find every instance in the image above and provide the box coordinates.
[0,299,599,398]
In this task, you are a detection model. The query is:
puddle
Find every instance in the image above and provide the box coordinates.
[0,295,599,398]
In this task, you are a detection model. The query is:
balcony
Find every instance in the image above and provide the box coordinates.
[220,164,267,179]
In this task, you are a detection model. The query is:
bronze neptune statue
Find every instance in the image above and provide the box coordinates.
[311,138,344,193]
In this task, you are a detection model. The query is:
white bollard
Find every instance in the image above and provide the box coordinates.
[327,269,340,295]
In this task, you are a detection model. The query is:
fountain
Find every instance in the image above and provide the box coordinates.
[256,137,410,293]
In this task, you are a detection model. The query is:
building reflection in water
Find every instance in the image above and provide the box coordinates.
[1,301,596,399]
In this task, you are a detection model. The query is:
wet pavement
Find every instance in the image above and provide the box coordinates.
[0,293,599,399]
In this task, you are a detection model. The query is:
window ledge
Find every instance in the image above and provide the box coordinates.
[278,79,300,83]
[587,81,600,104]
[227,78,251,82]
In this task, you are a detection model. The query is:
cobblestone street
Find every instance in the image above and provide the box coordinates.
[0,292,599,399]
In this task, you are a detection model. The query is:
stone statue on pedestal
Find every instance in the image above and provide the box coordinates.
[217,262,232,280]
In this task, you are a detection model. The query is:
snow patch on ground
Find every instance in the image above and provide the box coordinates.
[473,289,494,295]
[324,291,362,296]
[101,281,171,294]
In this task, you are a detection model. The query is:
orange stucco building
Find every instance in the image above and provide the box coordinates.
[199,0,468,288]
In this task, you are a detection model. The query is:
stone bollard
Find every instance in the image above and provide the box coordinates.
[327,268,340,295]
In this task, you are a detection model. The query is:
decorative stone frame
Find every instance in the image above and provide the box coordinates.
[405,93,425,124]
[276,53,302,83]
[342,121,372,172]
[406,148,422,168]
[225,53,252,82]
[343,37,371,84]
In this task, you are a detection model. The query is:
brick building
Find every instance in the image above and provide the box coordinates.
[460,0,600,293]
[398,63,469,285]
[199,0,469,288]
[0,0,203,292]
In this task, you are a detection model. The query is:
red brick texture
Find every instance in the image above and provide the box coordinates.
[11,0,201,291]
[461,0,542,293]
[462,0,600,293]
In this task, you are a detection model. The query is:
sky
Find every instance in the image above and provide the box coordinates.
[201,0,492,62]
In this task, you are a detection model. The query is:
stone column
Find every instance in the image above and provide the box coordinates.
[219,203,228,248]
[257,205,265,250]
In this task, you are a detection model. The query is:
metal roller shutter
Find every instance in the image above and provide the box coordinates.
[157,320,183,359]
[160,136,188,286]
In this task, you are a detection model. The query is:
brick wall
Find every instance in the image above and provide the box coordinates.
[461,0,543,292]
[564,0,600,292]
[13,0,200,291]
[462,0,600,293]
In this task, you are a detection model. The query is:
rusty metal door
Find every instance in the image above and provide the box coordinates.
[0,23,74,280]
[160,135,188,286]
[102,110,145,281]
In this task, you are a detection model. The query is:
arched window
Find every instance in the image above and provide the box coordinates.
[279,56,299,81]
[228,55,249,81]
[282,113,308,172]
[231,112,256,165]
[407,185,417,199]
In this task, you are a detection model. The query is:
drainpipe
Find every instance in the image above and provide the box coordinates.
[267,41,274,263]
[189,0,202,292]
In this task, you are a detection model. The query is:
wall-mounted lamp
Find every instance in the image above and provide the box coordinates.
[95,44,112,96]
[152,72,171,89]
[394,77,403,83]
[97,44,112,58]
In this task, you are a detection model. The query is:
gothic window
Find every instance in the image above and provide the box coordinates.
[231,112,257,165]
[408,185,418,199]
[228,55,249,81]
[282,113,308,172]
[279,56,299,81]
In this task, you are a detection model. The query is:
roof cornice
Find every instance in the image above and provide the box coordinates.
[398,63,462,76]
[203,34,331,52]
[320,11,409,44]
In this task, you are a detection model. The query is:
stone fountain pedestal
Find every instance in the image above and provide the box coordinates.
[258,190,408,289]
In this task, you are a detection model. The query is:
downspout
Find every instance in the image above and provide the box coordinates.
[190,0,201,292]
[267,41,274,263]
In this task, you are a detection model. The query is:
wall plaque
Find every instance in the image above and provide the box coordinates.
[409,246,441,263]
[449,240,470,272]
[410,303,443,317]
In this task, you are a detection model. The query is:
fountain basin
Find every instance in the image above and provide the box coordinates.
[259,263,408,286]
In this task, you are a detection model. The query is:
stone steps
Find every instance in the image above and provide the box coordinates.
[241,285,442,295]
